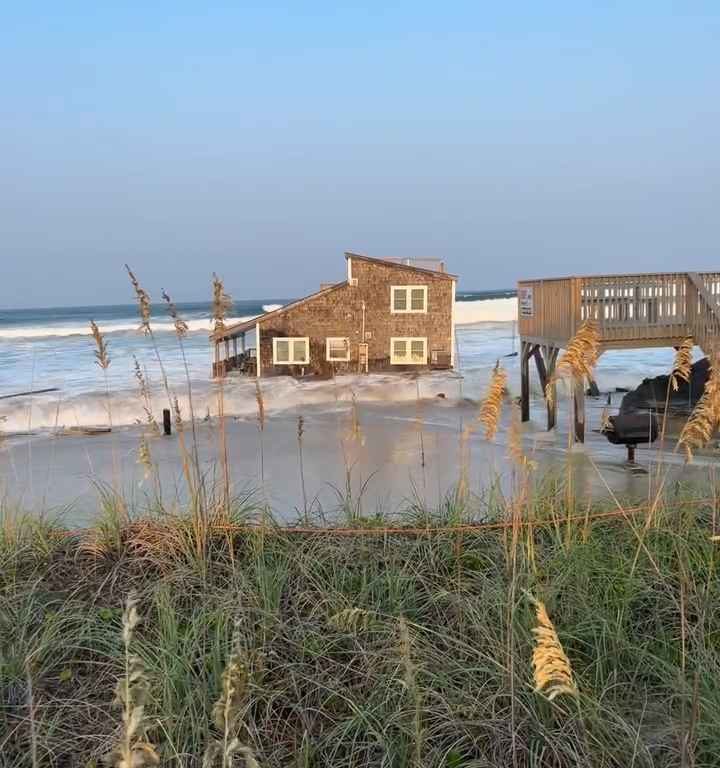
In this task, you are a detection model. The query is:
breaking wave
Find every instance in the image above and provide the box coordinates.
[0,304,286,341]
[0,298,516,340]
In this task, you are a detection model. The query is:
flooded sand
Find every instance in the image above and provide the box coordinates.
[1,391,710,527]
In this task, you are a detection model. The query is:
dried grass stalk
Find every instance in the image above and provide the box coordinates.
[203,621,259,768]
[678,351,720,461]
[479,362,507,441]
[255,381,266,432]
[212,274,233,332]
[133,357,159,434]
[90,320,110,370]
[138,435,153,480]
[125,265,152,334]
[161,289,189,338]
[547,320,600,404]
[530,597,578,701]
[329,607,373,634]
[507,402,536,469]
[671,336,693,392]
[348,392,364,445]
[106,594,159,767]
[173,397,184,433]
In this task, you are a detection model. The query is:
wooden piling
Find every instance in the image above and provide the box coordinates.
[573,378,585,443]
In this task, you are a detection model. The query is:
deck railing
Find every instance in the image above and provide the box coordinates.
[518,272,720,352]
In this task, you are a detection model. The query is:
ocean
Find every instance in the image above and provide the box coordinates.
[0,290,677,435]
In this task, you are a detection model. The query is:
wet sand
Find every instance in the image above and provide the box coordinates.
[1,390,712,527]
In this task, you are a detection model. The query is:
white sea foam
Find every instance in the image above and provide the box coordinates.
[0,372,462,432]
[454,297,517,325]
[0,315,258,340]
[0,298,521,341]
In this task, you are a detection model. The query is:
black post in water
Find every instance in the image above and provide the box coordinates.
[163,409,172,436]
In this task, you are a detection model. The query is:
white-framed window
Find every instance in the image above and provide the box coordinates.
[272,337,309,365]
[326,337,350,362]
[391,285,428,313]
[390,337,427,365]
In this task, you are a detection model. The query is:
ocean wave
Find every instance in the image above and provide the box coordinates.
[454,297,517,325]
[0,315,259,340]
[0,372,463,431]
[0,298,516,340]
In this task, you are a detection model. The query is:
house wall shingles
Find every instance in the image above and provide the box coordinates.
[257,258,454,376]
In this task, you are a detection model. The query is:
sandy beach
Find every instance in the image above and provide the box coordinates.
[1,382,708,527]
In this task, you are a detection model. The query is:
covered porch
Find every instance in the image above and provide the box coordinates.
[212,319,258,378]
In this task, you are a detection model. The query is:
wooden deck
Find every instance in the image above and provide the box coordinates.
[517,271,720,440]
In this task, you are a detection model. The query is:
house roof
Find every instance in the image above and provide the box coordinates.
[344,252,457,280]
[212,280,348,339]
[213,253,456,341]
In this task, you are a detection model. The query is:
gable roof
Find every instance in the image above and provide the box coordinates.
[213,253,457,340]
[345,252,457,280]
[212,280,348,340]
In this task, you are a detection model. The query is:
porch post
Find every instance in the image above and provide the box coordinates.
[255,322,262,378]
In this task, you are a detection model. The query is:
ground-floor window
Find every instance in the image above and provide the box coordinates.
[326,337,350,362]
[390,337,427,364]
[273,337,309,365]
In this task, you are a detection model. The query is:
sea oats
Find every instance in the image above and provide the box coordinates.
[125,265,152,334]
[90,320,110,370]
[507,402,536,469]
[348,391,364,445]
[678,351,720,461]
[106,594,159,767]
[172,396,184,432]
[479,362,507,441]
[204,620,258,768]
[547,320,600,405]
[329,607,372,633]
[255,381,266,432]
[212,273,233,332]
[138,435,153,480]
[530,597,577,701]
[670,336,693,392]
[133,356,159,434]
[161,289,189,338]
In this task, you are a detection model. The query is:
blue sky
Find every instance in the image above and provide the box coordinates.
[1,2,718,307]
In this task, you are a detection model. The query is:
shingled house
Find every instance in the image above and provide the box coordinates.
[212,252,457,378]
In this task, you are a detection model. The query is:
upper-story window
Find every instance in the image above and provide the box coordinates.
[391,285,428,313]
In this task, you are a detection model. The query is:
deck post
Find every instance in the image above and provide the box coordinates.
[573,377,585,443]
[520,341,531,422]
[531,345,547,390]
[240,332,246,354]
[544,345,559,430]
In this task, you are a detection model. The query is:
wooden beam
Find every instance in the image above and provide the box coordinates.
[531,345,547,391]
[544,345,559,430]
[520,341,531,422]
[573,377,585,443]
[587,378,600,397]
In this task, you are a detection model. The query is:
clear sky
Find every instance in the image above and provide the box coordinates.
[1,2,718,307]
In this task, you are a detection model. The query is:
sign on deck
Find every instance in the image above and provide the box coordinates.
[519,286,534,317]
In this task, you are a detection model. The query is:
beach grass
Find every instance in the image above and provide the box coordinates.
[1,483,719,767]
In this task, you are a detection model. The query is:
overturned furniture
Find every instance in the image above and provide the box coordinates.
[517,271,720,442]
[603,413,659,464]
